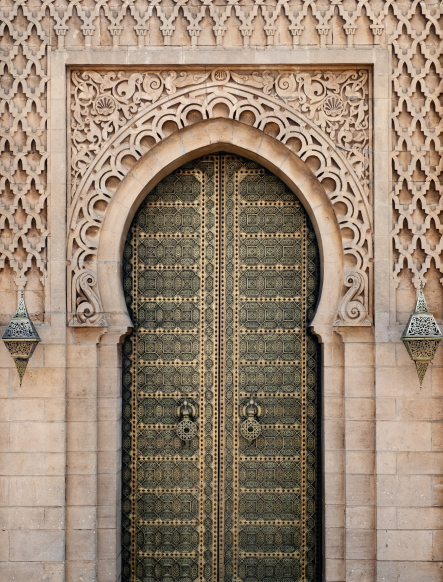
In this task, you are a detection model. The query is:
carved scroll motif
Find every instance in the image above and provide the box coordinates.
[68,68,372,327]
[336,270,371,326]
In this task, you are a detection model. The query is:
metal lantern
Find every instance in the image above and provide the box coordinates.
[2,291,41,385]
[401,286,442,388]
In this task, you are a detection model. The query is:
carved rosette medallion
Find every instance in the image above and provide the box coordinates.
[68,67,372,327]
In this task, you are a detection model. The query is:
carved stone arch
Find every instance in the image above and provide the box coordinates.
[68,68,373,327]
[96,119,344,340]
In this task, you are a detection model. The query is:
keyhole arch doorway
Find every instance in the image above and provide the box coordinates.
[96,119,344,336]
[120,145,329,582]
[93,119,345,582]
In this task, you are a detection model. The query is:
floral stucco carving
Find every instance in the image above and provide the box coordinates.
[68,67,372,327]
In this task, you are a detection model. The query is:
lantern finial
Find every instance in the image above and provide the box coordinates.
[2,291,41,385]
[401,286,442,388]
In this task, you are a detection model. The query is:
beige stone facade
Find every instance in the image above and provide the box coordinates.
[1,1,443,581]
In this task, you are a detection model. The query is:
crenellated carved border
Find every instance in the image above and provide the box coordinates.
[67,67,372,327]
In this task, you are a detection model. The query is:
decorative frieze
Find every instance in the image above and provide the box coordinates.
[45,0,389,50]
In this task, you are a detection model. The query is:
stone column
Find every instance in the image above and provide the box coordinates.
[65,327,104,582]
[341,328,376,581]
[97,326,129,581]
[322,331,346,581]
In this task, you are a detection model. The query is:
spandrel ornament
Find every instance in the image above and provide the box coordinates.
[401,286,442,388]
[2,291,41,385]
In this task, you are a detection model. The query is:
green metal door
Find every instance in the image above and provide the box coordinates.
[122,154,321,582]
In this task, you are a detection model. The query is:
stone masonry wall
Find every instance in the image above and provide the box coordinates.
[0,1,442,582]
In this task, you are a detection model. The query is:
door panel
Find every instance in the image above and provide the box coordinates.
[122,154,320,582]
[219,157,319,582]
[122,157,221,582]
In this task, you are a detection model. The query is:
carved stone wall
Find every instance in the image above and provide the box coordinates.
[43,0,387,50]
[0,1,442,327]
[1,3,443,582]
[389,1,443,323]
[68,67,372,327]
[0,0,49,323]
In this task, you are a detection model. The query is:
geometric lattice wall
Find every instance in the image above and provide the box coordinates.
[389,1,443,322]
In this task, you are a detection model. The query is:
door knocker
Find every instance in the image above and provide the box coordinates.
[240,396,261,441]
[176,399,198,442]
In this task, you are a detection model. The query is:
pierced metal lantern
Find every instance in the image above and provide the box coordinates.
[2,291,41,385]
[401,286,442,388]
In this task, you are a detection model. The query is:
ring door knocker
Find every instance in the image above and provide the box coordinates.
[240,396,262,441]
[176,399,198,442]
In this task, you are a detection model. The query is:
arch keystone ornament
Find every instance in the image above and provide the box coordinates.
[401,286,443,388]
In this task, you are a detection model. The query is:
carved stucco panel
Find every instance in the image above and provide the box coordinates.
[389,1,443,322]
[67,67,372,327]
[0,0,49,318]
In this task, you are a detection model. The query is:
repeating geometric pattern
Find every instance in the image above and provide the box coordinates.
[137,429,199,457]
[239,460,301,490]
[240,206,302,234]
[141,557,199,582]
[137,460,200,489]
[220,156,320,582]
[138,239,201,268]
[139,207,201,235]
[239,302,301,330]
[239,270,301,299]
[238,557,300,582]
[239,333,301,362]
[239,491,301,521]
[241,428,302,458]
[6,1,390,52]
[138,270,200,299]
[137,302,200,331]
[139,525,199,553]
[137,334,200,362]
[139,492,199,520]
[68,67,371,326]
[240,239,301,267]
[136,365,199,394]
[389,1,443,320]
[239,365,302,394]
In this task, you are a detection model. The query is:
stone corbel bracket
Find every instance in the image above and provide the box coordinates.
[67,67,373,327]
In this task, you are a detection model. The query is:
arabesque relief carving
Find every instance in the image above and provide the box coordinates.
[1,1,442,325]
[68,67,372,327]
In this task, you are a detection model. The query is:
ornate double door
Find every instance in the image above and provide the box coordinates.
[122,154,321,582]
